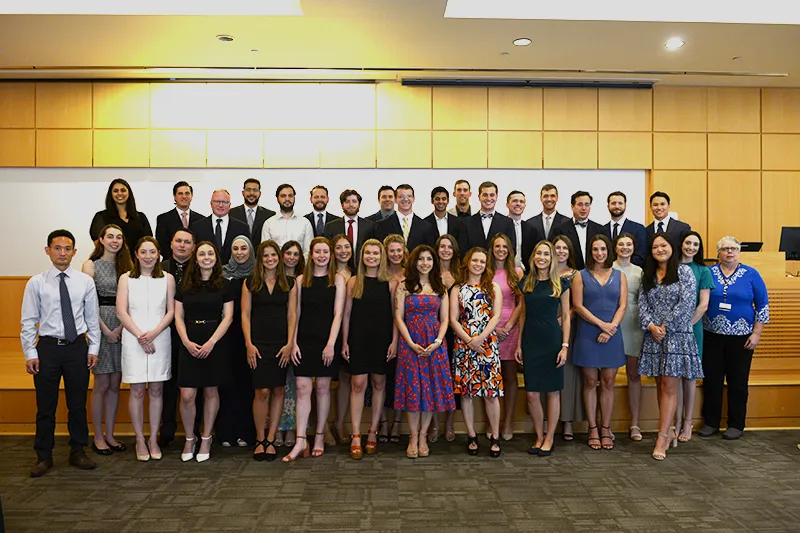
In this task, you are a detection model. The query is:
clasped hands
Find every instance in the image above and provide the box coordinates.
[596,321,618,344]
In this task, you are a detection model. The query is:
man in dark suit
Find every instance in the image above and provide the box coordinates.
[646,190,692,242]
[374,184,437,252]
[304,185,340,237]
[365,185,396,222]
[155,181,204,260]
[229,177,275,245]
[424,186,466,251]
[324,189,374,265]
[190,189,249,264]
[526,183,569,242]
[505,190,538,270]
[602,191,648,267]
[552,190,604,270]
[462,181,517,252]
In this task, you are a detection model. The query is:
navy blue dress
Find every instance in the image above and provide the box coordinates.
[572,269,625,369]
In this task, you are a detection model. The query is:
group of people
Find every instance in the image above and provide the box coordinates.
[20,176,771,477]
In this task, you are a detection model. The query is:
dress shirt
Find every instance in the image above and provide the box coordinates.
[176,207,191,228]
[396,211,414,233]
[611,216,627,240]
[211,214,230,245]
[20,266,101,361]
[511,217,523,268]
[246,206,257,228]
[543,212,555,238]
[433,213,448,236]
[573,218,588,258]
[262,212,314,254]
[480,210,494,238]
[654,216,670,233]
[346,216,359,247]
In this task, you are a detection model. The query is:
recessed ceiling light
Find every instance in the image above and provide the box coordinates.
[732,56,742,61]
[216,34,234,42]
[513,38,532,46]
[665,37,685,50]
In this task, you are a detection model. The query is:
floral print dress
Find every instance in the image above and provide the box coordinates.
[452,284,503,398]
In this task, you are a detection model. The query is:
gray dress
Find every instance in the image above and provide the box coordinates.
[614,262,645,357]
[559,270,584,423]
[93,259,122,375]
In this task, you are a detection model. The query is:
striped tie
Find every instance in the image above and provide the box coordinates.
[401,216,410,243]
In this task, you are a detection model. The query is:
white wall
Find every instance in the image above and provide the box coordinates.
[0,168,645,275]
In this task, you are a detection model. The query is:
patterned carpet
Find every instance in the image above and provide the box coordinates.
[0,431,799,532]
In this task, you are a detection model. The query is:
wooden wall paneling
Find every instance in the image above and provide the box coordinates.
[207,130,264,168]
[376,84,431,130]
[543,88,598,131]
[92,83,150,129]
[650,170,707,242]
[149,130,207,167]
[707,171,761,244]
[376,130,432,168]
[598,89,652,131]
[263,130,320,168]
[263,84,323,129]
[762,89,800,133]
[0,83,35,128]
[653,86,707,132]
[761,172,800,252]
[432,131,487,168]
[93,130,150,167]
[0,279,27,337]
[149,83,208,129]
[706,87,761,133]
[543,131,597,169]
[653,133,707,169]
[487,131,542,169]
[432,87,487,130]
[36,130,92,167]
[205,84,269,129]
[35,83,92,129]
[762,134,800,171]
[488,87,543,130]
[318,130,375,168]
[598,132,652,169]
[707,133,761,170]
[0,130,35,167]
[318,84,376,129]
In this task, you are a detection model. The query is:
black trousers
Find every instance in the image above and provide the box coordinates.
[33,337,90,460]
[702,332,754,431]
[216,345,255,444]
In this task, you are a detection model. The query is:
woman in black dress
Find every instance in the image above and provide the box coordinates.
[342,239,398,459]
[90,178,153,248]
[174,242,235,463]
[283,237,346,462]
[331,234,355,445]
[242,240,298,462]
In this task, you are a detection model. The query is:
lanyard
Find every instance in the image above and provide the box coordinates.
[718,264,740,304]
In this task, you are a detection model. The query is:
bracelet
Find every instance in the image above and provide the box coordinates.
[435,338,443,345]
[562,343,569,348]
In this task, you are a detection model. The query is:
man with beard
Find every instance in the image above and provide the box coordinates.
[374,183,437,252]
[526,184,569,241]
[324,189,375,265]
[602,191,647,267]
[261,183,314,254]
[230,178,275,245]
[365,185,396,222]
[305,185,340,237]
[191,189,249,263]
[447,179,473,218]
[155,181,205,260]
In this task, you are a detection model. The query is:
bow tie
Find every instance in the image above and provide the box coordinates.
[574,220,587,228]
[481,213,494,220]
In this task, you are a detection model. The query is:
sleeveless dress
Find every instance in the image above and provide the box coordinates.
[121,275,172,384]
[452,284,503,398]
[520,277,570,392]
[493,269,520,362]
[348,277,394,376]
[249,277,294,389]
[93,259,122,375]
[394,293,456,412]
[295,276,338,379]
[613,262,645,357]
[573,269,626,369]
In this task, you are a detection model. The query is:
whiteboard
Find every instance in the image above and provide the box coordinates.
[0,168,645,276]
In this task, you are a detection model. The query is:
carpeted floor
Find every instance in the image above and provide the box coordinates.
[0,431,799,532]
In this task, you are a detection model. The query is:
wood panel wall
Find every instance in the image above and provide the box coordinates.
[1,82,800,250]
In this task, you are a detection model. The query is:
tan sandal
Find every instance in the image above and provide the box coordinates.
[629,425,643,442]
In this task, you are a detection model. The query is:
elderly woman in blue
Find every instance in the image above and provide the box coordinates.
[699,236,769,441]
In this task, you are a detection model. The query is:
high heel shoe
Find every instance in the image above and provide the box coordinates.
[600,426,615,450]
[264,439,278,462]
[489,436,502,458]
[136,441,150,462]
[282,436,310,463]
[678,423,693,443]
[149,442,162,461]
[466,434,479,456]
[365,430,378,455]
[253,439,267,462]
[670,426,679,448]
[312,432,325,457]
[350,434,363,460]
[196,436,213,463]
[181,436,197,462]
[653,432,671,461]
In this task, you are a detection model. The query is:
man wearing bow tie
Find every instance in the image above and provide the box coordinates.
[551,191,603,270]
[463,181,517,252]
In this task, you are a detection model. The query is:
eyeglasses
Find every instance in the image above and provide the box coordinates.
[211,200,230,205]
[719,247,740,253]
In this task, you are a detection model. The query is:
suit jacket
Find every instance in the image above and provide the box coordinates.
[190,216,250,264]
[305,211,341,238]
[526,211,570,242]
[229,204,275,245]
[646,218,692,243]
[423,212,467,253]
[603,219,648,268]
[365,210,393,223]
[373,213,438,253]
[155,208,205,260]
[324,216,375,265]
[552,218,604,270]
[462,212,517,252]
[520,219,546,271]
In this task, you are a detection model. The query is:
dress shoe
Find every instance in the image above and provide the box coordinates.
[698,425,720,438]
[69,451,97,470]
[196,436,213,462]
[722,428,743,440]
[30,458,53,478]
[107,441,126,453]
[92,443,113,456]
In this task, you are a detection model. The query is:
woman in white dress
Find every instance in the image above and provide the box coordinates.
[117,237,176,462]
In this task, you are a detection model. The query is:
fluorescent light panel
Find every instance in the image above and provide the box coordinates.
[444,0,800,24]
[0,0,303,15]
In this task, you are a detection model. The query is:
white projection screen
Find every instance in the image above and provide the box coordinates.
[0,168,645,275]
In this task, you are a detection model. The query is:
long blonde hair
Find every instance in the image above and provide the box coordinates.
[353,239,389,299]
[522,240,562,298]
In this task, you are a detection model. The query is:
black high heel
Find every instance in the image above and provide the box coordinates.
[489,436,502,458]
[263,439,278,462]
[253,439,267,462]
[466,434,479,456]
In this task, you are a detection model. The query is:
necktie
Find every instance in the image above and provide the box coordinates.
[657,221,664,233]
[58,272,78,342]
[247,209,255,233]
[575,220,587,228]
[215,218,223,249]
[316,213,324,237]
[612,222,619,240]
[401,216,410,243]
[347,219,354,244]
[181,211,188,229]
[544,215,552,238]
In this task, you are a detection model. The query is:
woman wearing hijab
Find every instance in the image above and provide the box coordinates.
[217,235,257,448]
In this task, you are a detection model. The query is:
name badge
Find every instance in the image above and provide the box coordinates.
[719,302,732,312]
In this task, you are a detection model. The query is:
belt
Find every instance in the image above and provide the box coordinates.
[191,319,219,325]
[39,335,85,346]
[98,296,116,306]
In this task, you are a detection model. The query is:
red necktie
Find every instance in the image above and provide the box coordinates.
[347,219,354,243]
